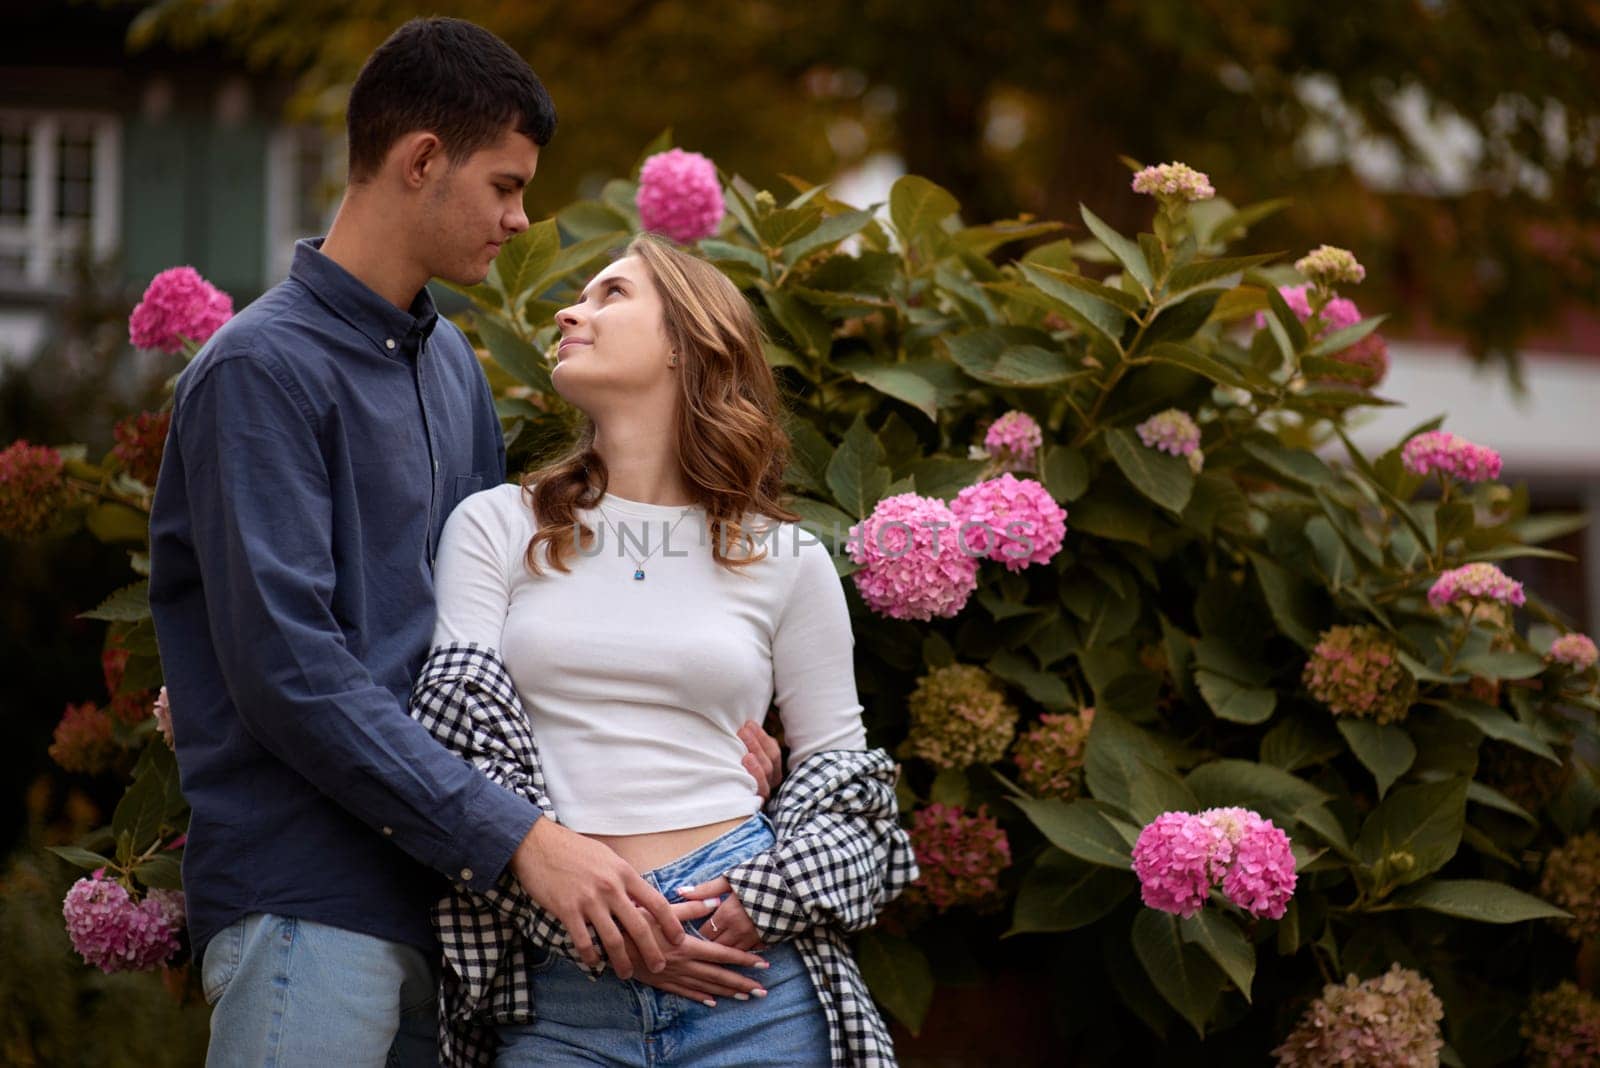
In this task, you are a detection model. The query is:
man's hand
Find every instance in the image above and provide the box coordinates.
[508,816,683,978]
[623,904,771,1006]
[739,720,783,803]
[675,877,763,951]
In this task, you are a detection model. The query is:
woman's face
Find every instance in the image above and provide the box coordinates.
[551,256,675,411]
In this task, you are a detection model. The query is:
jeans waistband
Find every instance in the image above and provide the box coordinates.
[644,813,774,898]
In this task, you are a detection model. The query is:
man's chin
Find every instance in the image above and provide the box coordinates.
[436,262,493,288]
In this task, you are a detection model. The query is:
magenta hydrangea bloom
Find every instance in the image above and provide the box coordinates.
[848,492,979,620]
[635,148,725,243]
[1135,409,1204,472]
[948,475,1067,572]
[1252,285,1389,388]
[905,803,1011,911]
[1551,633,1598,672]
[982,410,1043,472]
[0,439,70,540]
[1427,562,1526,611]
[128,266,233,354]
[1401,430,1503,483]
[1134,807,1298,919]
[1132,811,1227,917]
[62,872,185,973]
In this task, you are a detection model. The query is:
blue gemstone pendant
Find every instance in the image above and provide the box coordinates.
[634,569,646,580]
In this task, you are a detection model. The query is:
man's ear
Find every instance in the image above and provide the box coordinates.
[393,132,445,190]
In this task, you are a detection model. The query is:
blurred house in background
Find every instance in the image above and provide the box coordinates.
[0,2,335,366]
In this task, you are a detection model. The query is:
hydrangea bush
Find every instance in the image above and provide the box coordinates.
[10,140,1600,1063]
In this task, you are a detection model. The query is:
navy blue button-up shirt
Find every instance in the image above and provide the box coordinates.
[149,238,540,964]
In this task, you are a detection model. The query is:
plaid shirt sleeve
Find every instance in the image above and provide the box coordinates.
[723,749,919,944]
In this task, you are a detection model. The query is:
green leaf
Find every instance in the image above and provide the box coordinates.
[784,422,834,496]
[1008,798,1132,869]
[1166,253,1279,295]
[1305,314,1387,359]
[833,355,942,421]
[1017,262,1131,349]
[1390,879,1570,924]
[889,175,960,246]
[1337,720,1416,799]
[529,231,629,296]
[755,204,823,250]
[1455,650,1548,680]
[133,854,184,891]
[857,929,934,1034]
[1009,850,1132,935]
[825,415,892,519]
[80,581,151,623]
[47,845,114,871]
[944,329,1079,388]
[1105,428,1194,513]
[1132,911,1223,1038]
[929,767,971,807]
[1070,485,1154,547]
[1467,780,1536,825]
[112,748,181,860]
[476,314,552,393]
[764,289,832,359]
[1185,759,1329,827]
[1135,292,1221,352]
[1354,776,1468,889]
[1085,710,1197,822]
[1145,342,1266,393]
[1248,552,1323,648]
[1080,205,1152,294]
[1437,699,1559,762]
[1241,441,1338,488]
[986,651,1072,710]
[494,219,560,301]
[86,503,149,544]
[790,498,856,552]
[1248,269,1310,352]
[556,198,631,241]
[1260,717,1343,773]
[903,457,988,501]
[1180,911,1256,1002]
[1203,198,1290,244]
[1195,670,1276,724]
[783,208,876,265]
[1041,446,1089,502]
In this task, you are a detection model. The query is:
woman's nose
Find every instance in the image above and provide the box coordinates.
[557,306,581,329]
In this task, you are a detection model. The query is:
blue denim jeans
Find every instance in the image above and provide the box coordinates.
[495,814,830,1067]
[200,912,439,1067]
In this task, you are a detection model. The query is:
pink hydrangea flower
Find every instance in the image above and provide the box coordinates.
[1135,409,1203,472]
[982,410,1043,472]
[128,266,233,354]
[112,409,171,487]
[0,440,71,540]
[1551,633,1598,672]
[62,872,185,973]
[1275,964,1444,1067]
[848,493,979,620]
[1295,245,1366,287]
[948,475,1068,572]
[152,686,174,747]
[1011,707,1095,798]
[1427,562,1526,611]
[1401,430,1503,483]
[1251,285,1389,388]
[48,702,117,776]
[1130,162,1215,202]
[904,803,1010,911]
[1132,811,1227,917]
[635,148,725,243]
[1303,625,1414,724]
[1133,808,1297,919]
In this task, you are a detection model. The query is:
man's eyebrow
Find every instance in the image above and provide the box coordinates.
[578,276,629,303]
[492,172,529,189]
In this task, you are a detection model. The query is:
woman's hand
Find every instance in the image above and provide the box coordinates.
[676,877,763,951]
[622,901,770,1006]
[739,720,783,803]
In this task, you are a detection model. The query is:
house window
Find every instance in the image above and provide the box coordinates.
[266,125,340,282]
[0,111,121,289]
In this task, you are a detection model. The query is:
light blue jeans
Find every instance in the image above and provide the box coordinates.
[495,814,830,1067]
[200,912,439,1067]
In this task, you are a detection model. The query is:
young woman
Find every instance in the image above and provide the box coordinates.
[414,234,915,1066]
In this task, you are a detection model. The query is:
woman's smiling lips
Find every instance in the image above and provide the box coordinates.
[557,337,591,360]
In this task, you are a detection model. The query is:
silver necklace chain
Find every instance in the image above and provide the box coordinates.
[592,499,694,580]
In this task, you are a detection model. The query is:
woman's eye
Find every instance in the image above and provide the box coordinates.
[606,283,625,297]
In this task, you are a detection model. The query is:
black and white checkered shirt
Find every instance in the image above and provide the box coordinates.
[408,642,918,1067]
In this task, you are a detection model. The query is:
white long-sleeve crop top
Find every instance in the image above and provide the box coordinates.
[430,482,868,835]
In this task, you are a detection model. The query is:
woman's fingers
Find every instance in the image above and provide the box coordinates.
[676,876,732,901]
[669,899,719,923]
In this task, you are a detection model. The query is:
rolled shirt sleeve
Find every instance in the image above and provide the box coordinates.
[176,354,537,892]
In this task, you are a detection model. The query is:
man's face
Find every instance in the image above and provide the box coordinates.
[422,126,540,287]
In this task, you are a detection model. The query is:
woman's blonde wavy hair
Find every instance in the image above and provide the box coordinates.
[520,233,800,576]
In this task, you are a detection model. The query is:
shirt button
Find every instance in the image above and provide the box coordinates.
[460,867,474,882]
[385,338,396,350]
[381,826,393,836]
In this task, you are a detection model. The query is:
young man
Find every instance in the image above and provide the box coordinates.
[149,18,779,1066]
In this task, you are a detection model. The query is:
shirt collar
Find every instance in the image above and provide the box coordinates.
[290,237,440,357]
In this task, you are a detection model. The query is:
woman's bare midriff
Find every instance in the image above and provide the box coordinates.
[586,815,752,874]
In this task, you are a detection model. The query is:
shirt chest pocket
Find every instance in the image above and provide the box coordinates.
[450,473,484,512]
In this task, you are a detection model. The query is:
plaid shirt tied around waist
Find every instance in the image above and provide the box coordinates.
[408,642,919,1067]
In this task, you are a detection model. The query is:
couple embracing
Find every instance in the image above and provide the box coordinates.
[148,16,915,1068]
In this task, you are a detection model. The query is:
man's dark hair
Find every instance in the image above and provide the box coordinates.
[346,17,557,181]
